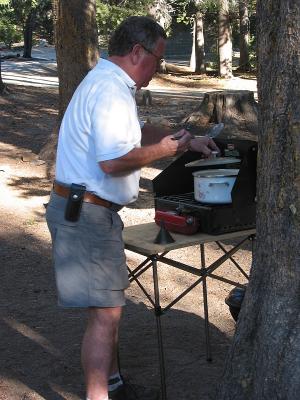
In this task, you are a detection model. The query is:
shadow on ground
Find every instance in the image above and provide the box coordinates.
[0,229,233,400]
[0,85,58,155]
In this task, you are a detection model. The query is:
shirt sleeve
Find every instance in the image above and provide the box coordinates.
[90,82,141,162]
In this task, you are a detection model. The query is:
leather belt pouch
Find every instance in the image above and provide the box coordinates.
[65,183,86,222]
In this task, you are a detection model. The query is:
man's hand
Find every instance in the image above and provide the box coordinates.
[100,129,192,175]
[189,136,220,157]
[159,129,192,157]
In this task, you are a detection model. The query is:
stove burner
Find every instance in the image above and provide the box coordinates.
[156,193,231,212]
[155,192,256,234]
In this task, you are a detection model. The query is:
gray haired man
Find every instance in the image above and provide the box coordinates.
[46,16,217,400]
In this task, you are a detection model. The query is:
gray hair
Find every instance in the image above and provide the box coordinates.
[108,16,166,56]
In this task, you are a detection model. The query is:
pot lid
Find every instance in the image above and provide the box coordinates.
[185,157,240,167]
[193,169,239,178]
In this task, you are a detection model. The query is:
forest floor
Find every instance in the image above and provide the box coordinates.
[0,67,256,400]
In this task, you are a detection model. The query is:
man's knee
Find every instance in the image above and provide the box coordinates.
[87,306,122,329]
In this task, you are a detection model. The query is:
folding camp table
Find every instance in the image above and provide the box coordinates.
[123,222,255,400]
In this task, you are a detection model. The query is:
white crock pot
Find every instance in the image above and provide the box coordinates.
[193,169,239,204]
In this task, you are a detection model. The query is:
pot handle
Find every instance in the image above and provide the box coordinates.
[208,182,230,187]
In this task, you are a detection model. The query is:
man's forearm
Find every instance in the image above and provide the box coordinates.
[141,123,173,146]
[99,143,170,175]
[100,127,193,175]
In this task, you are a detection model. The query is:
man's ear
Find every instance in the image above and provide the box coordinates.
[131,43,142,65]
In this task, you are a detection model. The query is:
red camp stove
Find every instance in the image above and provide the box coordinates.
[153,138,257,235]
[155,208,200,235]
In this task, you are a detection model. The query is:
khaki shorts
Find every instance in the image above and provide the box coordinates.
[46,192,129,308]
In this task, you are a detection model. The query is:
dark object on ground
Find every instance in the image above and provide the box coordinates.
[0,53,20,60]
[225,285,247,321]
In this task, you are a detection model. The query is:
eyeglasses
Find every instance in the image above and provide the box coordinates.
[139,43,164,64]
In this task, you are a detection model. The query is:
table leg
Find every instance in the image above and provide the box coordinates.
[200,244,212,362]
[151,255,167,400]
[250,234,256,254]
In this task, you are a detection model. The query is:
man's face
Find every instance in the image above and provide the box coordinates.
[136,37,166,89]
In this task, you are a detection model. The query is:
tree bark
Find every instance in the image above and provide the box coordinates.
[217,1,300,399]
[23,9,36,59]
[184,90,258,139]
[0,61,7,95]
[55,0,99,121]
[218,0,233,78]
[190,11,206,73]
[39,0,99,171]
[238,0,251,71]
[147,0,172,31]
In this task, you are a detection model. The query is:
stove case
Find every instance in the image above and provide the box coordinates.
[153,139,257,235]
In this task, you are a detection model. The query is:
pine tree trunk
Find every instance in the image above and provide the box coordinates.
[190,11,206,73]
[238,0,251,71]
[39,0,99,173]
[217,1,300,399]
[23,10,36,59]
[218,0,233,78]
[55,0,99,121]
[0,61,7,94]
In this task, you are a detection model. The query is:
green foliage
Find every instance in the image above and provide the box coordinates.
[174,0,219,26]
[174,0,256,23]
[0,2,21,47]
[11,0,37,24]
[0,0,53,47]
[96,0,152,37]
[34,0,53,42]
[169,0,257,72]
[0,19,22,47]
[174,0,191,25]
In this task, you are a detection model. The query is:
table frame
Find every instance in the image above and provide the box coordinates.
[123,223,255,400]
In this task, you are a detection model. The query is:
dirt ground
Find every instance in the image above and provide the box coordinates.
[0,73,255,400]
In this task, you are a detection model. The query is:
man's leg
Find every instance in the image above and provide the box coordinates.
[108,326,124,393]
[82,306,122,400]
[110,323,120,376]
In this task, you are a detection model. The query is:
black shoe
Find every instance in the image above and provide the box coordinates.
[109,381,159,400]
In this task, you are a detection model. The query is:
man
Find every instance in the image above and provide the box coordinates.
[46,16,218,400]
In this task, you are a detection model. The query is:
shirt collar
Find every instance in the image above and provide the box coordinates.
[97,58,137,96]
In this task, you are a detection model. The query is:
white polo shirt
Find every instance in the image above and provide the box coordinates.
[55,59,141,205]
